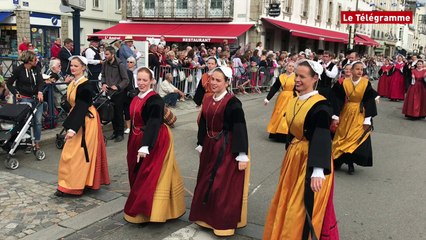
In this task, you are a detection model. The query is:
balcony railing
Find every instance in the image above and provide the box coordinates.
[127,0,234,21]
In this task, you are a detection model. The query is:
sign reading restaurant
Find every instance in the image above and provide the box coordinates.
[182,38,212,42]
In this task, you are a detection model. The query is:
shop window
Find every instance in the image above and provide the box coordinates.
[145,0,155,9]
[177,0,188,9]
[211,0,223,9]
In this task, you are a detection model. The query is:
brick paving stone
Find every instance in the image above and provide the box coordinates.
[15,233,26,238]
[0,171,104,239]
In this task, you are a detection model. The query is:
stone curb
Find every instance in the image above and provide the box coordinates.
[21,197,127,240]
[59,196,127,230]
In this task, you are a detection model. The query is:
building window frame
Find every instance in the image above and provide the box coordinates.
[177,0,188,9]
[301,0,309,18]
[116,0,121,11]
[211,0,223,9]
[93,0,102,10]
[316,0,323,21]
[145,0,155,9]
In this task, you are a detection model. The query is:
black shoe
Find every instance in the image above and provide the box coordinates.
[114,135,124,142]
[334,162,343,171]
[54,190,65,197]
[107,134,117,140]
[347,163,355,175]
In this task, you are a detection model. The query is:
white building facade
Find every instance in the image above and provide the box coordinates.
[0,0,122,57]
[248,0,378,55]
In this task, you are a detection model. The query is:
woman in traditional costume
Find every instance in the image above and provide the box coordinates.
[56,56,110,196]
[332,61,378,175]
[264,61,297,142]
[189,66,250,237]
[388,55,406,101]
[402,59,426,120]
[263,60,338,240]
[193,57,218,106]
[124,67,185,223]
[377,58,393,97]
[338,63,352,85]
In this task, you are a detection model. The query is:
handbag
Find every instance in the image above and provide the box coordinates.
[163,106,177,127]
[187,74,193,83]
[179,70,186,82]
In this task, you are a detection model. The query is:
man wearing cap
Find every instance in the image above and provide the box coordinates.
[101,46,129,142]
[85,36,103,92]
[119,36,137,67]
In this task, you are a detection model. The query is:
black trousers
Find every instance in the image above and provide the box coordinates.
[111,91,126,136]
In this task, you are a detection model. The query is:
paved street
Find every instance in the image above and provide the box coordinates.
[1,84,426,239]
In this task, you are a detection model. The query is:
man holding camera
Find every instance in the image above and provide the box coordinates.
[101,46,129,142]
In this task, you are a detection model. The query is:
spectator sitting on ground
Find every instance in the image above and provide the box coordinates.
[158,73,185,107]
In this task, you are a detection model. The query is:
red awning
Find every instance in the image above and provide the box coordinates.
[88,22,253,43]
[355,35,370,46]
[356,34,380,47]
[262,18,348,43]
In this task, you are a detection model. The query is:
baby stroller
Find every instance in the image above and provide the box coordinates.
[0,103,46,169]
[55,90,114,149]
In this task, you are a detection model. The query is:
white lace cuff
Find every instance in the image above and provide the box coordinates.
[138,146,149,155]
[195,145,203,153]
[311,167,325,179]
[235,152,249,162]
[332,115,340,121]
[67,129,76,134]
[264,98,269,104]
[363,117,372,125]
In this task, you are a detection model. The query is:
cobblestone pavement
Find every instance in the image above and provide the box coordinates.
[0,172,103,240]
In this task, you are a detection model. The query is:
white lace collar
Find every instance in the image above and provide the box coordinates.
[351,77,361,85]
[298,90,318,100]
[213,91,227,101]
[138,89,153,99]
[73,76,85,84]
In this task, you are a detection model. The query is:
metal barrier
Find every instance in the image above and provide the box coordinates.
[153,66,198,97]
[0,57,20,78]
[42,81,69,129]
[233,66,283,94]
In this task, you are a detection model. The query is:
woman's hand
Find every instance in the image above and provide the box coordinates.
[37,92,43,102]
[64,75,74,83]
[238,162,248,171]
[263,98,269,106]
[65,131,75,141]
[310,177,324,192]
[363,124,370,131]
[137,152,146,163]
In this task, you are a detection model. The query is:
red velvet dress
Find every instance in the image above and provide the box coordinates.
[388,62,405,100]
[125,91,170,218]
[377,65,392,97]
[189,93,249,230]
[402,69,426,118]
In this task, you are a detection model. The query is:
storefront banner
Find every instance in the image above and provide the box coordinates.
[30,12,61,27]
